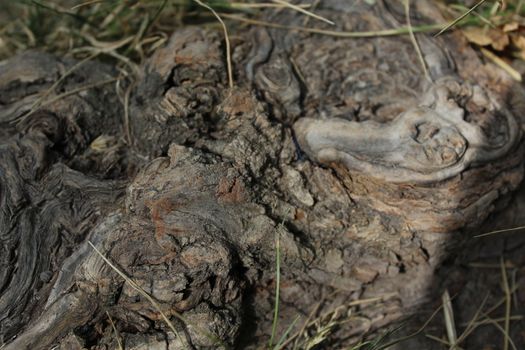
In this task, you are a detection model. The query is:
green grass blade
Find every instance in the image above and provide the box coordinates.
[274,315,300,350]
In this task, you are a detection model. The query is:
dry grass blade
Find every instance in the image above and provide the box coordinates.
[21,51,100,122]
[88,241,186,348]
[453,262,519,350]
[468,261,515,268]
[283,295,394,349]
[88,241,229,349]
[290,300,321,350]
[14,19,36,46]
[230,2,311,9]
[275,315,300,349]
[32,77,119,110]
[302,0,320,26]
[301,313,339,350]
[425,334,455,347]
[482,318,518,350]
[477,286,519,322]
[100,2,125,30]
[453,283,521,345]
[454,293,490,345]
[193,0,233,89]
[474,225,525,238]
[271,0,334,25]
[466,315,524,327]
[434,0,490,37]
[269,225,282,348]
[441,290,458,349]
[517,0,524,14]
[404,0,431,82]
[221,13,448,38]
[80,33,135,52]
[116,77,134,146]
[31,0,85,20]
[480,48,522,81]
[106,311,124,350]
[376,303,445,349]
[71,0,104,10]
[500,257,511,350]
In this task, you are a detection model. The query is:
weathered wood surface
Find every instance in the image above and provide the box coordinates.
[1,1,524,349]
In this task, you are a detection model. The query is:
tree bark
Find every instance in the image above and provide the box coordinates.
[1,1,524,349]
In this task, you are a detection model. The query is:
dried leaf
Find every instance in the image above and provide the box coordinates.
[462,27,492,46]
[488,29,510,50]
[510,33,525,61]
[503,22,519,32]
[511,34,525,50]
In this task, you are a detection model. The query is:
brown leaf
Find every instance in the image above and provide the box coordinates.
[503,22,519,32]
[462,27,492,46]
[511,34,525,51]
[511,33,525,61]
[488,29,510,51]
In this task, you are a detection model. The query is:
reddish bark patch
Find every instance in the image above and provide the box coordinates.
[146,197,175,239]
[216,177,246,203]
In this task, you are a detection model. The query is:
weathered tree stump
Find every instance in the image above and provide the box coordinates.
[1,1,524,349]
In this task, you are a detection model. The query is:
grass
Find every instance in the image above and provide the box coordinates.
[106,311,124,350]
[404,0,431,82]
[435,0,491,37]
[475,224,525,238]
[0,0,517,66]
[192,0,234,88]
[420,256,521,350]
[2,0,525,349]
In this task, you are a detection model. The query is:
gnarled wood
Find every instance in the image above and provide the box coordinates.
[1,1,524,349]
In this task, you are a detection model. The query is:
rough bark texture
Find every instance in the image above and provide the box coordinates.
[1,1,525,349]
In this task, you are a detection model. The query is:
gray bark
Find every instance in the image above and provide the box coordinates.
[1,1,524,349]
